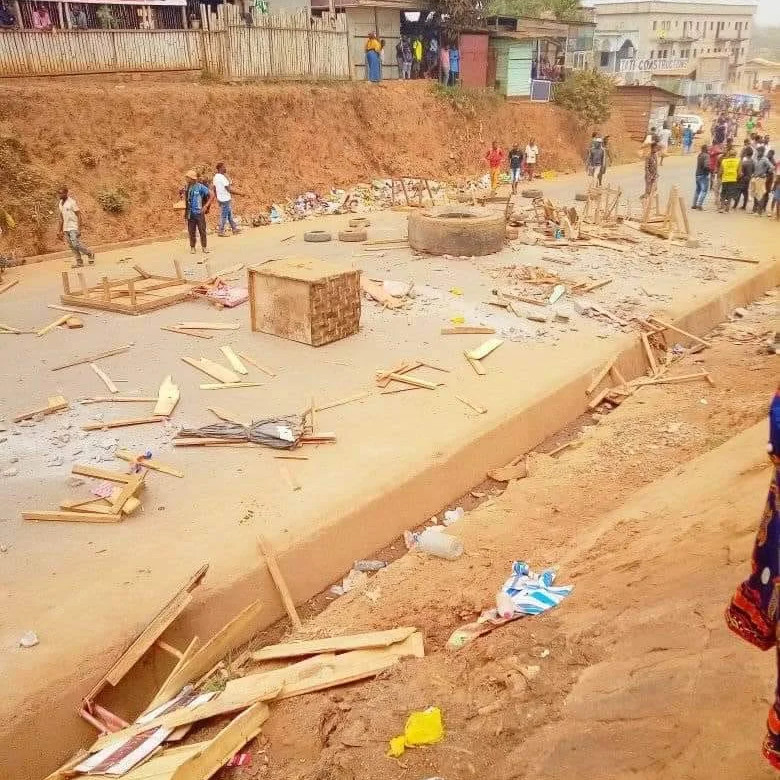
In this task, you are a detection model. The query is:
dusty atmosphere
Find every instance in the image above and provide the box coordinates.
[0,80,778,780]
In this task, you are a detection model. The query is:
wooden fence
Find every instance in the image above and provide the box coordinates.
[0,7,351,80]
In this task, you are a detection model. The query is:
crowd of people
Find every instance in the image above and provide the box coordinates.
[364,31,460,85]
[483,140,541,194]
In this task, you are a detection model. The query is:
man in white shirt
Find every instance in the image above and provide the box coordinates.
[524,139,539,181]
[57,187,95,268]
[213,162,243,236]
[657,124,672,166]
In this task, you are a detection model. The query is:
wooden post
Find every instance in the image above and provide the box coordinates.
[61,271,71,295]
[127,280,136,307]
[56,1,65,28]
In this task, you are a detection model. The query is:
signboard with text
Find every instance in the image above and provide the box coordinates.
[619,57,687,73]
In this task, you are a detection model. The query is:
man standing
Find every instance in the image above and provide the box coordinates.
[692,144,710,210]
[213,162,242,237]
[736,146,754,210]
[448,42,459,86]
[657,123,671,166]
[524,138,539,181]
[439,42,450,86]
[682,123,694,155]
[753,146,773,215]
[399,36,412,80]
[718,147,740,214]
[411,35,423,79]
[507,143,523,195]
[713,115,727,146]
[184,169,212,254]
[57,187,95,268]
[485,141,505,192]
[586,138,606,187]
[643,142,659,200]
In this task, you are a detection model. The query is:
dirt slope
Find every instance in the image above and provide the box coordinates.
[0,80,633,257]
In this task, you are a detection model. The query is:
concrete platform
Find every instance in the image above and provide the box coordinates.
[0,156,778,778]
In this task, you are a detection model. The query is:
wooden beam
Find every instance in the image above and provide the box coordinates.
[641,333,659,375]
[181,356,240,384]
[82,416,165,431]
[257,535,302,631]
[90,363,118,394]
[386,372,437,390]
[236,352,276,377]
[586,355,618,395]
[199,382,263,390]
[465,352,486,376]
[114,449,184,478]
[315,392,369,412]
[208,407,249,426]
[80,397,157,404]
[154,375,180,416]
[220,346,248,375]
[161,326,213,340]
[455,395,487,414]
[23,510,123,523]
[174,321,240,330]
[109,473,145,512]
[36,314,70,337]
[647,315,710,348]
[440,326,496,335]
[52,344,132,371]
[0,278,19,295]
[13,395,68,423]
[72,464,133,483]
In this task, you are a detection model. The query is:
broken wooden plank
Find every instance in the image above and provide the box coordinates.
[583,278,613,293]
[440,326,496,335]
[465,352,486,376]
[144,599,264,711]
[72,464,133,483]
[160,326,213,340]
[13,394,68,423]
[587,387,612,410]
[47,303,94,316]
[154,375,180,417]
[36,314,70,337]
[641,332,660,376]
[635,371,712,387]
[109,473,145,512]
[207,406,249,426]
[251,627,418,662]
[80,396,157,404]
[699,252,759,264]
[91,363,118,394]
[200,382,263,390]
[647,315,710,348]
[236,352,276,377]
[115,449,184,478]
[466,338,504,361]
[585,356,618,395]
[455,395,487,414]
[82,416,165,431]
[488,459,527,481]
[316,392,369,412]
[386,372,437,390]
[175,321,240,330]
[52,344,132,371]
[376,361,422,388]
[181,356,240,384]
[257,535,302,631]
[220,346,248,375]
[23,510,123,523]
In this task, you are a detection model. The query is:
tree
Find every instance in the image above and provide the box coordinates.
[485,0,585,21]
[554,69,615,127]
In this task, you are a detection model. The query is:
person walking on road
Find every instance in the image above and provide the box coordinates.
[213,162,242,237]
[642,142,659,200]
[682,123,694,155]
[586,138,606,187]
[753,146,773,215]
[507,143,523,195]
[184,169,213,255]
[692,144,710,210]
[57,187,95,269]
[524,138,539,182]
[485,141,505,192]
[718,147,740,213]
[736,146,755,210]
[657,123,671,166]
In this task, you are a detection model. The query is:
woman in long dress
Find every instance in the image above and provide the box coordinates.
[365,32,382,83]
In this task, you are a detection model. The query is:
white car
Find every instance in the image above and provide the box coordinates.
[674,114,704,135]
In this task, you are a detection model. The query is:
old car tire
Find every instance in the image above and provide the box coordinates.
[574,192,588,202]
[408,206,505,257]
[521,188,543,199]
[304,230,332,243]
[348,217,371,228]
[338,229,367,242]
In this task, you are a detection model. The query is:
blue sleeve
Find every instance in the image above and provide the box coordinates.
[198,183,210,198]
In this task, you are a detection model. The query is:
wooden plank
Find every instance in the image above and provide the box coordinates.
[315,392,369,412]
[236,352,276,377]
[160,326,213,340]
[82,416,165,431]
[207,407,249,426]
[36,314,70,337]
[440,326,495,335]
[386,372,437,390]
[145,600,264,711]
[109,473,145,511]
[466,338,504,361]
[91,363,119,394]
[88,565,208,697]
[181,356,240,384]
[257,535,302,631]
[23,510,123,523]
[12,395,68,423]
[585,355,617,395]
[455,395,487,414]
[587,386,612,410]
[677,195,691,238]
[47,303,95,316]
[699,252,759,265]
[251,627,418,662]
[220,346,248,375]
[175,322,240,330]
[81,397,157,404]
[648,315,711,347]
[641,332,659,376]
[465,352,486,376]
[635,371,711,387]
[199,382,264,390]
[115,450,183,478]
[52,344,132,371]
[72,464,133,483]
[154,376,180,416]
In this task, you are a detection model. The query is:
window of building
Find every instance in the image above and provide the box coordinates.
[745,21,749,30]
[649,50,654,59]
[710,21,714,30]
[653,20,657,30]
[675,20,679,27]
[600,51,609,66]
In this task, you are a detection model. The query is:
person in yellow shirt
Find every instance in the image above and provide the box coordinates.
[718,146,740,213]
[365,32,382,82]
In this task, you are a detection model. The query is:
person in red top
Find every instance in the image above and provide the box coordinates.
[708,142,722,194]
[485,141,505,192]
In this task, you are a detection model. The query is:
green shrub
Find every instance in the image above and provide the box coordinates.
[555,69,615,127]
[96,187,128,214]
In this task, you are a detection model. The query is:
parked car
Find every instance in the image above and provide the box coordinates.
[674,113,704,135]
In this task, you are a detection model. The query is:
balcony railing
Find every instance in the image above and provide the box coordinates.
[654,31,700,43]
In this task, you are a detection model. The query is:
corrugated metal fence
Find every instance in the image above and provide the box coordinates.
[0,7,351,79]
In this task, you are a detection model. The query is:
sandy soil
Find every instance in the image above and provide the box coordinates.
[224,298,780,780]
[0,80,637,257]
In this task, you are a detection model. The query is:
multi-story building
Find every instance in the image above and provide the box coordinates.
[592,1,757,89]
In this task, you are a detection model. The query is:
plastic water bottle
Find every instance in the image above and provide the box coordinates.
[415,528,464,560]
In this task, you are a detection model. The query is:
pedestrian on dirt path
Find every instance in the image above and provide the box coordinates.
[507,144,523,194]
[524,138,539,182]
[184,169,213,255]
[735,146,754,211]
[717,147,740,213]
[57,187,95,269]
[213,162,243,237]
[753,146,773,215]
[642,142,659,200]
[691,144,710,210]
[656,123,671,166]
[364,32,382,83]
[682,124,694,155]
[725,390,780,771]
[485,141,505,192]
[586,138,606,187]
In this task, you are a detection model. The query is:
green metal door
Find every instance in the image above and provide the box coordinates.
[506,41,532,97]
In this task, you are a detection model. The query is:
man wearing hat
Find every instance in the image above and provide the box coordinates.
[184,169,213,254]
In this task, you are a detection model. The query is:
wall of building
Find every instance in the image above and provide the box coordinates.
[594,0,756,86]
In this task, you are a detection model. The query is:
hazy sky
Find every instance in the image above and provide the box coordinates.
[756,0,780,25]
